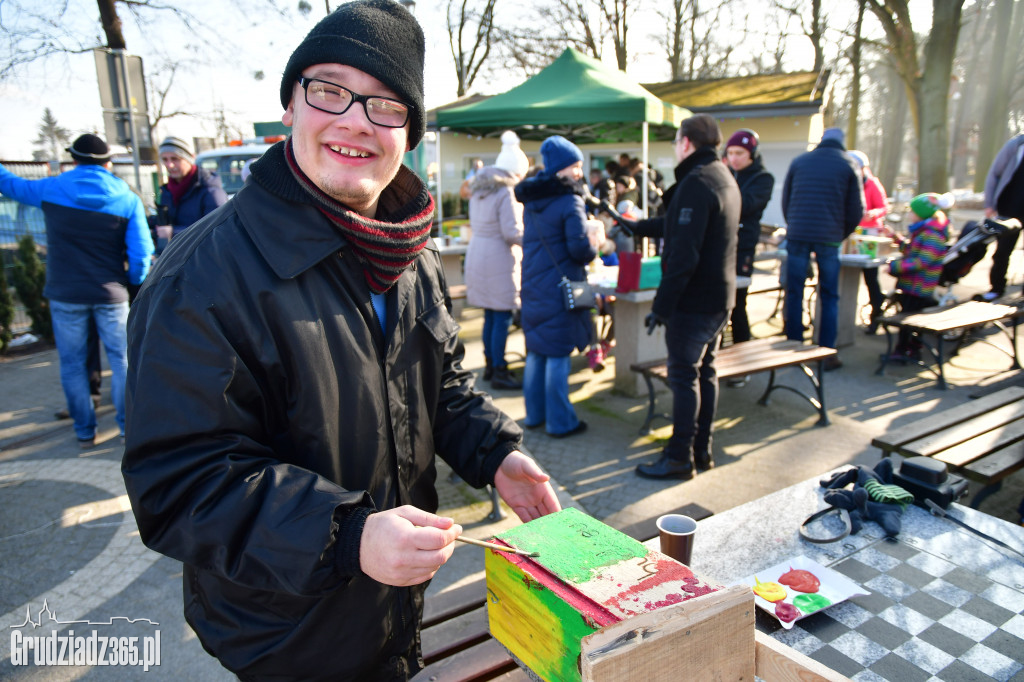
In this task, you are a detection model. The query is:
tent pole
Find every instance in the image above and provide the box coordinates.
[641,121,649,219]
[436,131,444,230]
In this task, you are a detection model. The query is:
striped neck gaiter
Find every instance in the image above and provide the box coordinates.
[283,139,434,293]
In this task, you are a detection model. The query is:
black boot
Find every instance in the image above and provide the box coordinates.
[483,357,493,381]
[490,367,522,390]
[695,453,714,472]
[635,455,694,480]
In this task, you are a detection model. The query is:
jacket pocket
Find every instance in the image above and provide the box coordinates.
[417,299,460,345]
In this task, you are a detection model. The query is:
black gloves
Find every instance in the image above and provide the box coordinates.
[644,312,665,335]
[819,460,907,538]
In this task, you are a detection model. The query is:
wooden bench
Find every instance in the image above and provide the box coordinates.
[871,385,1024,508]
[875,298,1024,389]
[630,338,837,435]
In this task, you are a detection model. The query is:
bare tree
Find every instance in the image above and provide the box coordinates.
[974,0,1023,190]
[32,109,72,162]
[447,0,499,97]
[775,0,825,73]
[597,0,635,71]
[493,0,605,78]
[866,0,965,193]
[845,0,867,149]
[655,0,735,81]
[0,0,291,82]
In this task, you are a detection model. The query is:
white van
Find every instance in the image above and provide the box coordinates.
[195,136,285,196]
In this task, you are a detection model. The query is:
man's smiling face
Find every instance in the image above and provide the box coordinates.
[283,63,410,217]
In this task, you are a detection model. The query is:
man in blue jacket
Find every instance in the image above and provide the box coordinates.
[0,134,154,447]
[781,127,864,368]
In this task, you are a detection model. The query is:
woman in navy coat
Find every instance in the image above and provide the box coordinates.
[514,136,599,438]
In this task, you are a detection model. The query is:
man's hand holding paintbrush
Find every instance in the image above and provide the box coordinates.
[360,452,559,586]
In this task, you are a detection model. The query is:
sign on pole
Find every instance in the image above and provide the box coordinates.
[93,48,155,187]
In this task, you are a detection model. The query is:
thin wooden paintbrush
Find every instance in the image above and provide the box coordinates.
[456,536,540,557]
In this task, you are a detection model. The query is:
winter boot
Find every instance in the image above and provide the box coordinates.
[490,367,522,390]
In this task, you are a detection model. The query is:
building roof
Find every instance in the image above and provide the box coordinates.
[643,70,828,114]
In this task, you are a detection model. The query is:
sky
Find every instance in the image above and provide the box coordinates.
[0,0,886,161]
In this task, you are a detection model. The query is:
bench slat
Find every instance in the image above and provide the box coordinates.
[423,579,487,627]
[929,417,1024,468]
[963,447,1024,483]
[410,638,516,682]
[422,604,491,665]
[871,386,1024,452]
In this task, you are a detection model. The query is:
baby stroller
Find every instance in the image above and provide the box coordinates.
[942,216,1021,303]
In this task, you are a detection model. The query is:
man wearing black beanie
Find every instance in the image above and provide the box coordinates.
[122,1,560,679]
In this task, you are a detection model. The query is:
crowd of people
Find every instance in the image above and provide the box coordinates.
[2,0,1023,676]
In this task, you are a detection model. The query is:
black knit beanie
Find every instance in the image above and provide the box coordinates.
[280,0,425,149]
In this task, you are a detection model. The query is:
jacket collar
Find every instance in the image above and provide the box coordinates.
[674,146,719,181]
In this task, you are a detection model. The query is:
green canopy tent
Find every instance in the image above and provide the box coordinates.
[434,48,690,219]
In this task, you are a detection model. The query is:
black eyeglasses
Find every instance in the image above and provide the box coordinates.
[298,77,410,128]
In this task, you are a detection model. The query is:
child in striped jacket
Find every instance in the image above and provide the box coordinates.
[887,193,953,359]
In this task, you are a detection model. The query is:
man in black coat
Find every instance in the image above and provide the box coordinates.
[121,2,559,679]
[618,114,741,479]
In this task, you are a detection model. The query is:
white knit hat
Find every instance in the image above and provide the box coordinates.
[493,130,529,177]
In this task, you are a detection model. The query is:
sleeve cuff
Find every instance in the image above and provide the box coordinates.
[332,505,374,578]
[481,439,523,487]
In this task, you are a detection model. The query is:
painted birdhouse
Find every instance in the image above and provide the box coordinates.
[485,508,754,682]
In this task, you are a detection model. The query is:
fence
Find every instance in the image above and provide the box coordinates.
[1,160,159,334]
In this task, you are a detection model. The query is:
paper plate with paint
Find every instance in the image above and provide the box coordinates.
[733,555,869,629]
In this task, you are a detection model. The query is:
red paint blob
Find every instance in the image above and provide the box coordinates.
[778,568,820,593]
[775,602,800,623]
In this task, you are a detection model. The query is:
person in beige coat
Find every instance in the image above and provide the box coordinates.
[465,131,530,389]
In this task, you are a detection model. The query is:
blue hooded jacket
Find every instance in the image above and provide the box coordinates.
[0,163,154,304]
[514,172,598,356]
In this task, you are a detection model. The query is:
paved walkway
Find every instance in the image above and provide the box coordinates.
[2,215,1022,679]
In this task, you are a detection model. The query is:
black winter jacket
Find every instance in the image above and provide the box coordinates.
[781,139,864,244]
[634,147,741,319]
[731,155,775,277]
[123,147,522,681]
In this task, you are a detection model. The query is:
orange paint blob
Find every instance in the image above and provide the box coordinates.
[778,568,820,593]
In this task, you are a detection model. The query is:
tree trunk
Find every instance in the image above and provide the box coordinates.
[876,62,908,193]
[914,0,964,193]
[949,1,991,188]
[96,0,126,50]
[847,0,866,150]
[974,0,1018,191]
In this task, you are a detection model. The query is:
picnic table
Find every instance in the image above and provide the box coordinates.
[875,298,1024,389]
[418,472,1024,681]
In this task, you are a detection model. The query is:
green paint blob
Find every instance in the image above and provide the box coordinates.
[496,508,647,585]
[793,593,831,614]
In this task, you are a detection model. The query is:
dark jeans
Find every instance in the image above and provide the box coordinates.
[989,227,1022,295]
[663,310,729,466]
[785,240,840,348]
[895,292,936,352]
[481,309,513,369]
[862,267,885,319]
